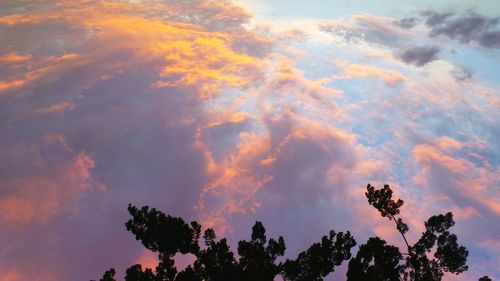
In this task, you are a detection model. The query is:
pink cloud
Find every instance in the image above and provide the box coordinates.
[33,101,75,115]
[195,109,389,238]
[0,135,97,225]
[411,136,500,252]
[342,64,406,86]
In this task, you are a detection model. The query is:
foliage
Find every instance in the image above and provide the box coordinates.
[99,268,116,281]
[282,230,356,281]
[94,205,355,281]
[93,184,492,281]
[346,237,403,281]
[353,184,470,281]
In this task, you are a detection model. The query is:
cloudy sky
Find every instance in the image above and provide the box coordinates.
[0,0,499,280]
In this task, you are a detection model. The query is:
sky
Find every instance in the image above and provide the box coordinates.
[0,0,499,280]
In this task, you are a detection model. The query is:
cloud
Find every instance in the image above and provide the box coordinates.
[0,1,272,280]
[0,135,97,225]
[422,10,500,49]
[196,109,392,257]
[33,101,75,115]
[0,0,252,29]
[411,135,500,216]
[411,136,500,260]
[0,0,269,98]
[342,64,406,85]
[319,13,411,48]
[421,11,454,26]
[0,52,31,63]
[396,45,441,66]
[394,17,419,29]
[478,30,500,48]
[0,53,84,96]
[0,1,499,280]
[451,65,474,82]
[0,79,26,93]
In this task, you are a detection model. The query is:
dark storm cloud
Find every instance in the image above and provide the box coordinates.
[396,45,441,66]
[478,30,500,48]
[422,10,500,49]
[421,11,454,26]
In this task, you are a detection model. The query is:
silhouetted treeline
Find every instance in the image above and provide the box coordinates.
[93,184,492,281]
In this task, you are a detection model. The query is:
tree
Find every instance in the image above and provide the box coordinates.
[94,204,356,281]
[347,184,470,281]
[346,237,403,281]
[98,268,117,281]
[237,221,285,281]
[192,228,239,280]
[94,184,492,281]
[282,230,356,281]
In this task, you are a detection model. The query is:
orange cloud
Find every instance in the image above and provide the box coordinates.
[0,1,267,99]
[0,12,58,25]
[195,110,362,235]
[0,52,31,63]
[33,101,75,115]
[0,80,26,93]
[343,64,406,86]
[0,53,81,96]
[155,36,261,93]
[0,270,22,281]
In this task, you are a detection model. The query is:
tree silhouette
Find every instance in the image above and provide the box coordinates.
[346,237,403,281]
[93,184,492,281]
[347,184,470,281]
[237,221,285,281]
[282,230,356,281]
[99,268,117,281]
[94,204,355,281]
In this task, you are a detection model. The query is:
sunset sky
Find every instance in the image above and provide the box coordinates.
[0,0,499,280]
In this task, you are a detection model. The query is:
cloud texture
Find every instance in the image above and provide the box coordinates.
[0,1,499,280]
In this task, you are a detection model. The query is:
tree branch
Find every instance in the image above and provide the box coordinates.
[389,214,411,252]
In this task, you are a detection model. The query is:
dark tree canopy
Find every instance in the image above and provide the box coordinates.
[237,221,286,281]
[93,184,492,281]
[125,205,201,256]
[358,184,472,281]
[282,230,356,281]
[94,204,356,281]
[99,268,116,281]
[347,237,403,281]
